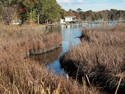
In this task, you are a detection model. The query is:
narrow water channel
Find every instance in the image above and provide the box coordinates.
[47,24,82,76]
[46,22,121,75]
[31,22,122,76]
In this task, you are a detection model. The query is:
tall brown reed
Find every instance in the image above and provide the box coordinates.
[60,28,125,94]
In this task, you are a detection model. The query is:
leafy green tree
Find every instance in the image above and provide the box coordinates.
[40,0,61,23]
[20,0,62,24]
[60,9,67,18]
[77,8,82,13]
[77,8,83,20]
[22,0,36,23]
[0,0,18,7]
[34,0,41,24]
[0,1,2,21]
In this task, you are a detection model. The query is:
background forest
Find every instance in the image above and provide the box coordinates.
[0,0,125,25]
[0,0,67,24]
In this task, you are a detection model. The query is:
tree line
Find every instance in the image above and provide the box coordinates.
[76,9,125,21]
[0,0,125,25]
[0,0,67,24]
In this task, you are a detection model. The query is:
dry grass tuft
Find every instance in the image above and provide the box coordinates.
[60,26,125,93]
[1,23,122,94]
[0,24,82,94]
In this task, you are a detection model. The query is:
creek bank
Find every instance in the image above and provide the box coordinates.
[24,43,62,59]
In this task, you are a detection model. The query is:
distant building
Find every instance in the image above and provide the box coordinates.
[2,18,22,25]
[60,19,65,24]
[12,19,22,25]
[65,16,75,22]
[60,16,76,24]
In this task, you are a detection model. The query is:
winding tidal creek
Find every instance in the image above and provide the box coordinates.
[32,22,121,76]
[30,24,82,77]
[47,24,82,76]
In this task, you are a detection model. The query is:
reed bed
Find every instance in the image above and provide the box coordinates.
[0,24,121,94]
[0,56,85,94]
[81,29,125,46]
[0,24,77,94]
[0,24,108,94]
[89,23,125,32]
[60,28,125,94]
[0,23,62,57]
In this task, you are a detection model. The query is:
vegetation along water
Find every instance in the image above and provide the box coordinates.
[0,0,125,94]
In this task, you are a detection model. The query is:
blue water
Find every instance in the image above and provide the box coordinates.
[47,24,82,76]
[82,21,124,29]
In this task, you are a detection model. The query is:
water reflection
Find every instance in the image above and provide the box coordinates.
[30,47,62,66]
[61,24,82,53]
[47,24,82,75]
[31,22,124,76]
[30,24,82,76]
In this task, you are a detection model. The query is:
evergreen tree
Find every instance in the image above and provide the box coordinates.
[40,0,61,23]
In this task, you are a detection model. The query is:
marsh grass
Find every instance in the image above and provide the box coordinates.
[60,25,125,94]
[88,23,125,32]
[1,23,124,94]
[0,24,78,94]
[0,24,107,94]
[2,23,110,94]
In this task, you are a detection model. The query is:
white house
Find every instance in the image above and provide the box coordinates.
[60,19,65,24]
[12,19,22,25]
[60,16,76,24]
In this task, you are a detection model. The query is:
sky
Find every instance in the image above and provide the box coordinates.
[56,0,125,11]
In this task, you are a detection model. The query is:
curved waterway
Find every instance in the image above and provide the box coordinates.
[31,22,123,76]
[47,24,82,76]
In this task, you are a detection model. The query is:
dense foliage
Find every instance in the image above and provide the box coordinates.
[78,9,125,21]
[0,0,66,24]
[1,0,125,24]
[67,9,125,21]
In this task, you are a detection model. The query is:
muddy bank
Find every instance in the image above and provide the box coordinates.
[60,30,125,94]
[24,43,62,59]
[30,47,62,65]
